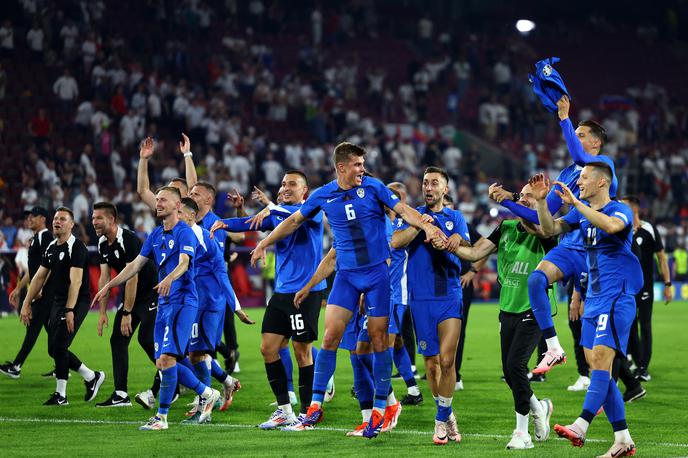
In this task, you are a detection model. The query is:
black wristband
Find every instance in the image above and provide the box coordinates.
[665,282,672,287]
[64,308,74,314]
[121,309,132,316]
[511,192,519,202]
[470,267,478,273]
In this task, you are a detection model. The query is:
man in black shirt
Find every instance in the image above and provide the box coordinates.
[622,197,673,381]
[92,202,159,407]
[21,207,105,405]
[0,207,53,378]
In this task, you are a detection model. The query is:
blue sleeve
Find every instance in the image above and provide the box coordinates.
[221,216,275,232]
[561,207,581,229]
[454,211,470,242]
[300,189,323,219]
[369,178,400,209]
[177,228,196,258]
[209,241,234,309]
[560,118,596,166]
[140,231,154,260]
[502,190,563,224]
[606,202,632,229]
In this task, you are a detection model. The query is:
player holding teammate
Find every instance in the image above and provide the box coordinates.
[392,167,468,445]
[251,143,445,438]
[532,166,641,457]
[495,96,619,374]
[93,187,221,430]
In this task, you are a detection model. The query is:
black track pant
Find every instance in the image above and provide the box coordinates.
[13,298,51,367]
[455,283,474,380]
[628,290,653,371]
[47,299,89,380]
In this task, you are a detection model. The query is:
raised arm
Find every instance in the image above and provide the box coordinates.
[137,137,156,211]
[532,175,572,237]
[557,96,595,166]
[250,210,307,266]
[554,181,625,234]
[180,133,197,188]
[452,237,497,262]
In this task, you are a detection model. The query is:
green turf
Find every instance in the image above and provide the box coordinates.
[1,302,687,457]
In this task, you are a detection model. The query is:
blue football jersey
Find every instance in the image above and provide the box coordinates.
[201,211,228,252]
[562,201,643,314]
[191,225,228,312]
[221,203,326,294]
[399,206,469,301]
[140,220,198,308]
[389,217,409,305]
[299,176,399,271]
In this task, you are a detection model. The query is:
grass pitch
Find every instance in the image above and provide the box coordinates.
[1,302,687,457]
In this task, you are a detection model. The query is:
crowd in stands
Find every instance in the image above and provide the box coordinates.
[1,0,687,307]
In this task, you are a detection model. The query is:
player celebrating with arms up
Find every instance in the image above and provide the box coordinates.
[532,166,641,458]
[251,142,446,438]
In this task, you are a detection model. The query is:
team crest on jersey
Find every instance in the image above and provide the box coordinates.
[357,188,365,198]
[543,64,552,76]
[419,340,427,351]
[114,250,120,258]
[636,237,643,246]
[59,252,64,260]
[168,240,174,249]
[445,221,454,231]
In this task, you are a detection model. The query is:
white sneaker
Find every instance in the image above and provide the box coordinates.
[446,412,462,442]
[259,409,298,429]
[197,389,221,423]
[454,379,464,391]
[506,430,534,449]
[139,415,168,431]
[532,398,552,441]
[135,390,156,410]
[567,375,591,392]
[324,377,335,403]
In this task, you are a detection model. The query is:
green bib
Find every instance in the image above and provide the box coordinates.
[497,220,557,314]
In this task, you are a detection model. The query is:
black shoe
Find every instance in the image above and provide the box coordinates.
[350,385,357,399]
[623,385,646,403]
[0,362,20,379]
[225,349,239,374]
[96,392,132,408]
[400,392,423,405]
[420,373,427,381]
[637,369,651,382]
[44,392,69,406]
[84,371,105,402]
[42,368,56,378]
[391,372,402,379]
[529,373,546,382]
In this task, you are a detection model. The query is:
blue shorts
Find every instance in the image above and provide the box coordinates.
[410,298,461,357]
[580,293,635,354]
[188,309,224,353]
[357,302,403,343]
[328,262,390,318]
[340,312,364,351]
[154,304,198,359]
[543,245,587,290]
[390,302,407,336]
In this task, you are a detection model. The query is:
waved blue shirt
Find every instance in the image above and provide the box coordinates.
[191,225,231,312]
[389,217,409,305]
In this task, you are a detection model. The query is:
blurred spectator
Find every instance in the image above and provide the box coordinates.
[53,68,79,113]
[0,20,14,58]
[28,108,51,146]
[1,217,17,248]
[26,20,44,62]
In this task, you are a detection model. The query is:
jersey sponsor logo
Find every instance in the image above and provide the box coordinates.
[326,197,338,203]
[357,188,365,198]
[183,245,194,252]
[445,221,454,231]
[276,216,284,221]
[503,278,520,288]
[296,331,307,336]
[509,261,530,275]
[168,240,174,249]
[59,252,64,260]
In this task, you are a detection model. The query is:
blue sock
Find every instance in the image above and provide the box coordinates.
[193,360,211,387]
[372,350,392,411]
[211,358,228,382]
[528,270,556,338]
[177,362,207,396]
[358,352,374,375]
[178,357,194,371]
[581,369,611,423]
[311,346,319,364]
[436,396,453,422]
[391,347,417,388]
[603,378,628,431]
[350,354,374,410]
[279,347,294,392]
[312,348,337,405]
[158,366,178,415]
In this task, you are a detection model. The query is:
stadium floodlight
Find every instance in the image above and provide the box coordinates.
[489,208,499,218]
[516,19,536,34]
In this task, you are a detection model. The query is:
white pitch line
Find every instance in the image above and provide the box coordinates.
[1,417,687,449]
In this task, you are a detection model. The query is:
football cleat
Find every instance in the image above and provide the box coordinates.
[259,409,298,429]
[96,392,132,408]
[181,411,210,425]
[554,423,586,447]
[41,368,57,378]
[0,362,20,379]
[84,371,106,402]
[362,410,384,439]
[139,415,168,431]
[596,441,636,457]
[532,398,553,441]
[220,378,241,411]
[447,412,462,442]
[185,396,199,417]
[381,402,402,432]
[400,392,423,405]
[623,386,646,403]
[43,392,68,406]
[433,420,449,445]
[506,430,534,449]
[532,349,566,375]
[567,375,591,391]
[300,404,324,427]
[346,422,368,437]
[197,389,221,424]
[135,390,156,410]
[637,369,651,382]
[324,377,335,403]
[282,415,314,432]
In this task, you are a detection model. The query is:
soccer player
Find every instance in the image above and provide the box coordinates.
[531,167,641,457]
[453,183,554,449]
[392,167,468,445]
[21,207,105,405]
[494,95,619,374]
[137,135,194,207]
[177,197,242,423]
[1,207,53,378]
[251,142,445,438]
[211,171,325,428]
[92,187,221,430]
[91,202,160,408]
[621,196,673,381]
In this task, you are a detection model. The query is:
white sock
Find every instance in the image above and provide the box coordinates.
[56,379,67,397]
[437,395,453,408]
[115,390,128,398]
[157,412,167,421]
[516,412,529,434]
[529,395,543,416]
[411,365,417,372]
[408,385,421,396]
[77,364,95,381]
[362,408,372,422]
[432,394,439,403]
[573,417,590,434]
[205,356,212,370]
[545,336,562,351]
[201,386,213,398]
[614,429,632,443]
[387,391,397,405]
[279,403,293,415]
[311,400,322,408]
[222,374,234,386]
